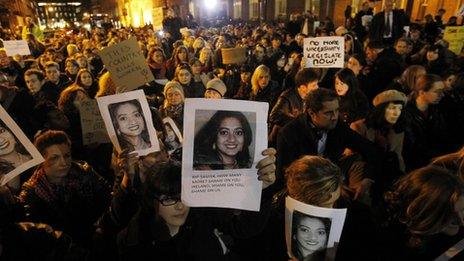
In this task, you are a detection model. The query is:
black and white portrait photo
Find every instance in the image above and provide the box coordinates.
[163,117,182,156]
[97,90,160,156]
[286,197,347,261]
[0,106,44,186]
[181,98,269,211]
[291,210,331,261]
[193,110,256,170]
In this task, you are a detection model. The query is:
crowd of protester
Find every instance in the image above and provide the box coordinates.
[1,0,464,259]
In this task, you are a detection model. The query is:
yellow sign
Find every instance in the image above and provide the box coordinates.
[153,7,164,31]
[443,26,464,55]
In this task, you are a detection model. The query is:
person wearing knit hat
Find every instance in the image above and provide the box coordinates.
[160,81,185,129]
[349,89,408,175]
[204,78,227,99]
[372,89,407,107]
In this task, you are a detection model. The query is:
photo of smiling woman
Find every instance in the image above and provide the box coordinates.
[0,120,32,176]
[108,99,151,153]
[193,110,254,170]
[292,211,331,261]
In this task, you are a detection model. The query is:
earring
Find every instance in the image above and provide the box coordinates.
[212,143,216,150]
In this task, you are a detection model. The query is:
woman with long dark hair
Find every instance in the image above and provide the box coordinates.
[194,111,253,170]
[334,68,369,124]
[108,99,151,153]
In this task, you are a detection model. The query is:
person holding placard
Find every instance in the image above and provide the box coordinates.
[117,157,276,260]
[108,100,151,153]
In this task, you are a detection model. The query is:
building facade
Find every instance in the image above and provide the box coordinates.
[0,0,39,30]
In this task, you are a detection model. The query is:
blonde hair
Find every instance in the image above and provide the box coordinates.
[96,71,116,97]
[199,47,213,64]
[286,155,343,206]
[251,65,270,96]
[66,44,79,57]
[163,81,185,108]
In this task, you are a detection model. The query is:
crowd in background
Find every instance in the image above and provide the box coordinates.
[2,0,464,259]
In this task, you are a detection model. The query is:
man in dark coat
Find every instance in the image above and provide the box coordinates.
[269,68,318,145]
[24,69,60,105]
[276,88,383,199]
[364,41,404,101]
[368,0,409,45]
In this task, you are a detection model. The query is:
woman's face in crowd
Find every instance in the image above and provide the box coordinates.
[444,74,456,90]
[346,57,362,75]
[426,50,439,62]
[215,117,244,159]
[422,81,445,105]
[152,51,164,64]
[115,103,145,137]
[191,62,202,74]
[43,143,72,181]
[177,49,188,62]
[254,47,265,60]
[295,217,328,256]
[205,89,222,99]
[395,41,408,55]
[344,39,352,54]
[258,73,270,88]
[165,124,177,142]
[335,76,349,96]
[241,72,251,83]
[80,72,93,87]
[200,49,211,61]
[66,62,79,75]
[166,88,183,106]
[77,57,88,68]
[157,196,190,231]
[0,127,16,156]
[177,69,191,85]
[384,102,403,124]
[442,196,464,236]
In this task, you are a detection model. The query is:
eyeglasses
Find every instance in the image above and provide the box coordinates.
[156,195,181,206]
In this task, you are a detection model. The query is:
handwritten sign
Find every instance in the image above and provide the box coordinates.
[99,37,154,93]
[443,26,464,55]
[153,7,164,31]
[304,36,344,68]
[2,40,31,56]
[79,100,110,145]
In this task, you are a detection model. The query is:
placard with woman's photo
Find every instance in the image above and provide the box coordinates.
[285,196,347,261]
[181,98,268,211]
[96,89,160,156]
[0,105,44,185]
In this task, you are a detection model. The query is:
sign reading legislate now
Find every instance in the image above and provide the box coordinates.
[304,36,344,68]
